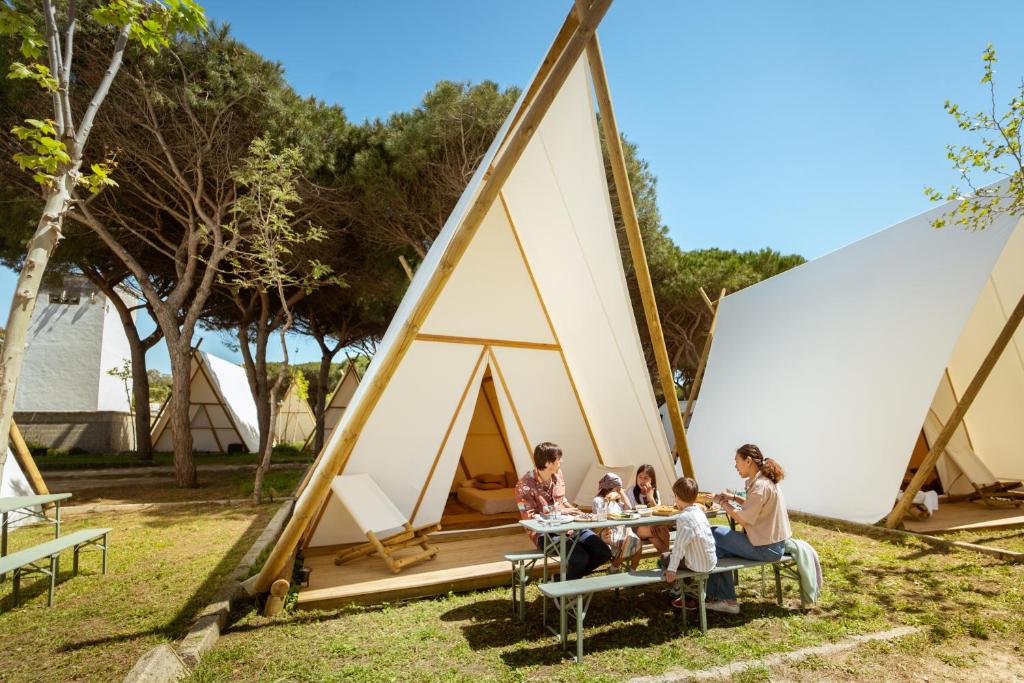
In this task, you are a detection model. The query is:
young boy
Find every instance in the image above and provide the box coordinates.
[662,476,717,609]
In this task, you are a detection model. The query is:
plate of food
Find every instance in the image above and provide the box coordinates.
[609,511,639,521]
[541,514,575,525]
[574,513,596,522]
[634,506,654,516]
[652,505,677,516]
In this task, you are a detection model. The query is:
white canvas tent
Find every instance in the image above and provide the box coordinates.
[688,195,1024,525]
[245,2,685,592]
[302,365,360,451]
[274,380,316,446]
[2,448,39,529]
[151,350,260,453]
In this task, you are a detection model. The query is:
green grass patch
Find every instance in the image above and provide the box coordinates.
[186,519,1024,682]
[34,444,314,471]
[0,503,279,682]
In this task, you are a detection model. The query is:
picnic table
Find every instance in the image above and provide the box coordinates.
[0,493,72,581]
[520,506,732,642]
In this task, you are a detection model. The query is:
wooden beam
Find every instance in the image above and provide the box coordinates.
[9,420,47,496]
[242,0,615,596]
[885,289,1024,528]
[683,288,725,426]
[698,286,715,314]
[415,333,559,351]
[575,0,693,476]
[398,255,414,282]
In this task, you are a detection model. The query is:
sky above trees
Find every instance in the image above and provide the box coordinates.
[3,0,1023,371]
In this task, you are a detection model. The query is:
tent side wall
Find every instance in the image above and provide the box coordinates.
[687,204,1019,524]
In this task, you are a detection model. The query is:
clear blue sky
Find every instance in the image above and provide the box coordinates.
[4,1,1023,372]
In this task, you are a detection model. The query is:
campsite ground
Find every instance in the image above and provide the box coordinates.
[0,502,279,682]
[187,518,1024,683]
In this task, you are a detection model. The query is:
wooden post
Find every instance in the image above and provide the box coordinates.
[575,0,694,477]
[683,288,725,426]
[885,289,1024,529]
[698,287,715,314]
[9,421,48,496]
[242,0,615,596]
[398,255,414,282]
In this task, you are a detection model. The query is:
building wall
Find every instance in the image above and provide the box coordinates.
[14,276,137,452]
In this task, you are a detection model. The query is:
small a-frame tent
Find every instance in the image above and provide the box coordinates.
[151,350,260,453]
[274,380,316,446]
[302,364,360,451]
[246,0,689,593]
[688,191,1024,525]
[3,421,50,528]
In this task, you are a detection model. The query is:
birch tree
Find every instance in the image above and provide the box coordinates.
[226,138,337,503]
[0,0,205,481]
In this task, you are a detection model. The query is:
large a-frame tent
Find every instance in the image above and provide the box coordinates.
[301,364,360,451]
[687,193,1024,525]
[246,0,691,593]
[151,350,260,453]
[274,380,316,446]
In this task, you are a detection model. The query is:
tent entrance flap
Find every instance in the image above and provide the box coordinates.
[443,370,523,529]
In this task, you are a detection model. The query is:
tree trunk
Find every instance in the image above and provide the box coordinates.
[252,391,281,505]
[0,181,70,480]
[313,350,333,454]
[167,341,197,487]
[129,339,153,461]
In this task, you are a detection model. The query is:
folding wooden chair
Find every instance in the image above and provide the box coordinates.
[330,474,439,574]
[925,410,1024,507]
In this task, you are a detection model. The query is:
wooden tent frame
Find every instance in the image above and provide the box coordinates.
[9,420,48,496]
[886,289,1024,528]
[149,348,250,453]
[245,0,688,595]
[333,521,440,574]
[682,287,726,427]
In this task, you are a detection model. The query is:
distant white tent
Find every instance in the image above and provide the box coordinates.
[2,448,40,529]
[302,364,360,451]
[274,380,316,446]
[688,195,1024,525]
[151,350,260,453]
[245,3,680,587]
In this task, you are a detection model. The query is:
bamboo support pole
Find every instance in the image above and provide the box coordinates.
[683,288,725,426]
[242,0,615,596]
[698,287,715,314]
[885,289,1024,528]
[9,421,48,496]
[575,0,694,477]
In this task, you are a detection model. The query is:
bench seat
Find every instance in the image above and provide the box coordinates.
[539,554,798,661]
[0,528,111,607]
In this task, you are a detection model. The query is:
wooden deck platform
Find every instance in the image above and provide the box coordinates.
[297,527,542,610]
[903,500,1024,533]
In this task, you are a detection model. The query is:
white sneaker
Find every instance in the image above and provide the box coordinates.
[705,599,740,615]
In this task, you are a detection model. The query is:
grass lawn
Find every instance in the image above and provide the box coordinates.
[0,503,279,683]
[189,519,1024,682]
[33,444,314,471]
[49,467,305,506]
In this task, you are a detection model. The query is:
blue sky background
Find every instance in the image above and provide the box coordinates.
[3,1,1024,372]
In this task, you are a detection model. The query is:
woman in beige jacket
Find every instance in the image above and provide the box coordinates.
[706,444,793,614]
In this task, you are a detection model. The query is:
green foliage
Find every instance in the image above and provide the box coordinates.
[0,4,45,59]
[290,368,309,402]
[148,368,172,404]
[925,44,1024,229]
[91,0,207,52]
[226,137,339,296]
[7,61,56,91]
[9,117,68,185]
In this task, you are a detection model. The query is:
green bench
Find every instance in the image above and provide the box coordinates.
[504,550,547,622]
[0,528,111,607]
[539,554,800,662]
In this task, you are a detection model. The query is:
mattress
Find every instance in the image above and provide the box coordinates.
[456,486,518,515]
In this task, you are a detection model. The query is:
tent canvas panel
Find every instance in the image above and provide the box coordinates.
[2,448,38,528]
[945,222,1024,481]
[315,366,361,447]
[688,199,1020,525]
[276,383,316,444]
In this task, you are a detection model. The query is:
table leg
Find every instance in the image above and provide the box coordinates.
[55,500,61,539]
[1,511,7,582]
[559,532,568,648]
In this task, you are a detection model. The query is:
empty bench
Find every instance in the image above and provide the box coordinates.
[0,528,111,607]
[539,554,800,662]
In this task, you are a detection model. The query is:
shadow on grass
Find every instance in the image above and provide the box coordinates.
[37,507,273,653]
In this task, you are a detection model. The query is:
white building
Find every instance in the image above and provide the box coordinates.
[14,275,136,453]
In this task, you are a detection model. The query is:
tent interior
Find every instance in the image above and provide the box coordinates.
[444,370,522,529]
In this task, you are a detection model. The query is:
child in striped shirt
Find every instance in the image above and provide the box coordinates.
[662,476,717,609]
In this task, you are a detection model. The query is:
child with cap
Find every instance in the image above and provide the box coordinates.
[593,472,642,572]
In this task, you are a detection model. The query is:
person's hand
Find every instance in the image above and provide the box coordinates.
[664,570,676,584]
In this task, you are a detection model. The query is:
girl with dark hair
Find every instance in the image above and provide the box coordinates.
[706,444,792,614]
[627,464,671,553]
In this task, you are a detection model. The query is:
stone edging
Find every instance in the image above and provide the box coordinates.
[122,498,295,683]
